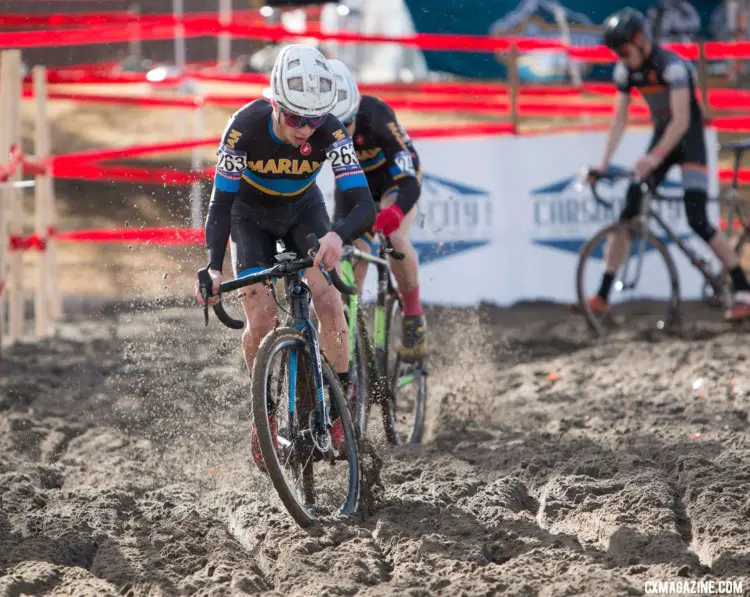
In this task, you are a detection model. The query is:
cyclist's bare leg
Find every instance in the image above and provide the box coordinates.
[379,192,426,359]
[305,265,349,374]
[590,180,645,310]
[239,285,278,374]
[680,164,750,318]
[709,234,742,269]
[603,229,631,275]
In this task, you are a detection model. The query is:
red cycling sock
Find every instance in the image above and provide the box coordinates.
[401,287,422,317]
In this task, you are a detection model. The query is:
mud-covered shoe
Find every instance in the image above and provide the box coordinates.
[725,291,750,321]
[587,295,609,316]
[399,314,427,362]
[250,414,278,473]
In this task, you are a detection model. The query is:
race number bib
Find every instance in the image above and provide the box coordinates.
[393,150,416,177]
[216,145,248,181]
[326,139,360,172]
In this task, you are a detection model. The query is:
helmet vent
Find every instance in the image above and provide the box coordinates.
[288,77,304,91]
[288,59,301,69]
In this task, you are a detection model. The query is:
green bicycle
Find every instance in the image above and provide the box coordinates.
[339,232,428,446]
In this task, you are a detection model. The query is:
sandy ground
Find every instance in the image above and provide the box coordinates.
[1,300,749,596]
[2,82,750,596]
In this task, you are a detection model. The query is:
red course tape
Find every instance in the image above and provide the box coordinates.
[4,16,750,59]
[57,227,206,245]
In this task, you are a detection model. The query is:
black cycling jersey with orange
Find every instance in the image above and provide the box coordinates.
[347,95,421,211]
[614,45,703,134]
[205,99,375,272]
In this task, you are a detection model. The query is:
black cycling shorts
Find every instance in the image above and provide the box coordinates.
[646,125,707,191]
[621,125,710,223]
[229,184,331,277]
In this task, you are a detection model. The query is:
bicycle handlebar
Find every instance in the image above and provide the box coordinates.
[303,233,359,296]
[198,233,357,330]
[585,168,669,209]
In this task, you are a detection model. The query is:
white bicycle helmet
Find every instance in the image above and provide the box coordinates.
[328,58,361,123]
[270,44,337,118]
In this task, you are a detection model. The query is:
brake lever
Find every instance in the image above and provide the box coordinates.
[197,268,214,326]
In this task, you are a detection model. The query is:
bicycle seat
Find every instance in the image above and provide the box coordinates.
[722,138,750,153]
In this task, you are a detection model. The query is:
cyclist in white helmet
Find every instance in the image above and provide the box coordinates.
[195,45,376,471]
[328,58,427,362]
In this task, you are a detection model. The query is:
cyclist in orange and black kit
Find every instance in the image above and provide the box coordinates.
[587,8,750,321]
[328,59,427,361]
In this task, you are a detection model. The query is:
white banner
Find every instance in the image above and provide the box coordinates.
[317,127,720,306]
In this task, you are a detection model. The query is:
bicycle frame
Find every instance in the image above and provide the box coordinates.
[340,238,400,374]
[619,188,728,303]
[281,270,335,449]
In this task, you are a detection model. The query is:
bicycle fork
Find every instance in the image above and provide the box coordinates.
[287,277,334,456]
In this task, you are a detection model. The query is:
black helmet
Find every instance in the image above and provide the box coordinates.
[602,8,646,50]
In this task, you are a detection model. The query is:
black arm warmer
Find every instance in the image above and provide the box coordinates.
[332,186,377,244]
[205,187,235,271]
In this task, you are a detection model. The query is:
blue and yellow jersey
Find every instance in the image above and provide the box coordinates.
[205,99,376,271]
[213,99,368,199]
[351,95,421,189]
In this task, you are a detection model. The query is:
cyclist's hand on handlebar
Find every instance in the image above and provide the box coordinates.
[313,231,343,270]
[195,268,222,306]
[587,166,606,185]
[634,154,659,180]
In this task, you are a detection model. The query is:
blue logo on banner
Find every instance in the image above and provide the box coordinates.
[411,173,491,265]
[530,165,690,256]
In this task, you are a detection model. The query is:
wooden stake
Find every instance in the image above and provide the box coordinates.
[0,51,9,357]
[5,50,23,343]
[218,0,232,71]
[190,105,204,228]
[508,45,520,133]
[33,66,51,338]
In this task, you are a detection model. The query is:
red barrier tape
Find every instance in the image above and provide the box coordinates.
[22,87,203,108]
[53,161,211,185]
[52,137,219,166]
[0,146,22,182]
[8,227,56,252]
[0,10,263,28]
[0,22,207,49]
[0,12,134,26]
[57,227,205,245]
[719,168,750,184]
[4,17,750,60]
[0,145,48,181]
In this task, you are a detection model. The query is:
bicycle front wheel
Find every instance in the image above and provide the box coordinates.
[251,328,360,528]
[576,221,680,336]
